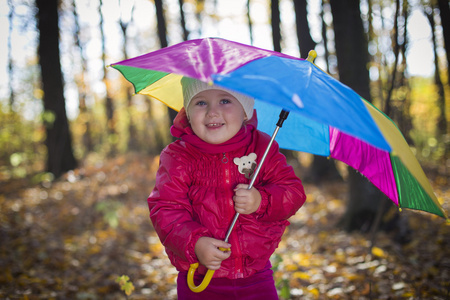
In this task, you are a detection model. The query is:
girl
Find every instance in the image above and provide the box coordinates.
[148,77,306,299]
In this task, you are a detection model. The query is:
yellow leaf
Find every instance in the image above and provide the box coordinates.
[294,253,311,267]
[293,271,310,280]
[371,246,386,258]
[285,263,298,271]
[116,275,135,296]
[335,251,346,263]
[307,287,320,297]
[149,243,164,254]
[343,273,364,281]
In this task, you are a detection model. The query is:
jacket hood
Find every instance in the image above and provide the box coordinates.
[170,108,258,154]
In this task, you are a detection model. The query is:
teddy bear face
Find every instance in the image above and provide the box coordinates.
[233,153,257,179]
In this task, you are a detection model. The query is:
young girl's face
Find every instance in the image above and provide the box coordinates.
[187,89,247,144]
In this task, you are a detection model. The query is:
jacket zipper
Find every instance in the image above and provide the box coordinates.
[222,153,230,185]
[222,152,244,278]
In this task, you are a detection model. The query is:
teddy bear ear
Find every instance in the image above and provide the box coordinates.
[249,153,257,160]
[233,157,240,164]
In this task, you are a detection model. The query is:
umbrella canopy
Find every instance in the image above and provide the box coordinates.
[110,37,447,220]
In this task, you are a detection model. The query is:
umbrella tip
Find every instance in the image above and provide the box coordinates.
[307,50,317,63]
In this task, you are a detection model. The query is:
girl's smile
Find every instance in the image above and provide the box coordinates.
[187,89,247,144]
[206,123,224,128]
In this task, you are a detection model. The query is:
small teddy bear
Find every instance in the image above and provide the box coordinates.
[233,153,258,179]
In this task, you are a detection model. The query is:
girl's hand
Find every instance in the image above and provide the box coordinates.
[233,184,262,214]
[194,237,231,270]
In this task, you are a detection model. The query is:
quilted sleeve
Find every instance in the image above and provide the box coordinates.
[253,137,306,222]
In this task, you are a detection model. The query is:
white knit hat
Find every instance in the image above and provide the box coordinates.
[181,77,254,119]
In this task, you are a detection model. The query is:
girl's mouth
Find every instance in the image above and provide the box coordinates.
[206,123,224,128]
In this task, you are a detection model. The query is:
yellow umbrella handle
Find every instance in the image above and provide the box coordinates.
[187,263,215,293]
[187,247,230,293]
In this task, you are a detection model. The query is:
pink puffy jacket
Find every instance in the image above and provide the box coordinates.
[147,109,306,279]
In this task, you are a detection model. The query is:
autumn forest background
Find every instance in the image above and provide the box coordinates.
[0,0,449,299]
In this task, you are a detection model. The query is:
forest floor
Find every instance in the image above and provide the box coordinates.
[0,152,449,300]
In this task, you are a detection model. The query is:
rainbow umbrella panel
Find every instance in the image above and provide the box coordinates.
[111,37,447,220]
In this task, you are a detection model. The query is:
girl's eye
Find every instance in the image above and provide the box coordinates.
[220,99,231,104]
[194,100,206,106]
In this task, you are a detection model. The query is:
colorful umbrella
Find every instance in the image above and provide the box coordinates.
[111,37,449,293]
[111,37,446,221]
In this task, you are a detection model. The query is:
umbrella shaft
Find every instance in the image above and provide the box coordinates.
[224,213,240,243]
[224,125,282,243]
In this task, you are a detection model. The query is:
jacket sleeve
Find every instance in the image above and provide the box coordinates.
[147,146,210,264]
[253,138,306,222]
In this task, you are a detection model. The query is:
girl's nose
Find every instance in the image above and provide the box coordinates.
[206,105,219,117]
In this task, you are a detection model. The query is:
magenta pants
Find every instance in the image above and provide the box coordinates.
[176,263,278,300]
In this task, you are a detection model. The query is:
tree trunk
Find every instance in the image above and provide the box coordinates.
[155,0,177,143]
[72,0,93,153]
[247,0,254,45]
[118,2,139,151]
[294,0,341,183]
[330,0,370,97]
[271,0,281,52]
[384,0,401,116]
[99,0,116,154]
[293,0,316,58]
[438,0,450,95]
[155,0,168,49]
[36,0,77,178]
[398,2,413,143]
[178,0,189,41]
[7,0,14,109]
[320,1,331,74]
[330,0,387,232]
[428,2,448,136]
[374,2,386,107]
[437,0,450,163]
